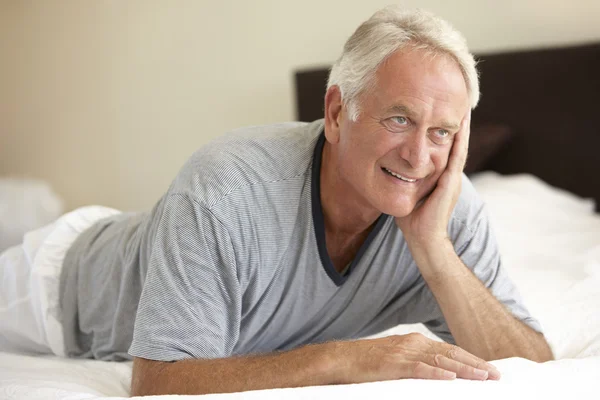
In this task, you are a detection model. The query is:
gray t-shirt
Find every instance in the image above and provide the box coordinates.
[60,119,541,361]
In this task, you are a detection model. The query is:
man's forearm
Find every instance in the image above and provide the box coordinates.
[410,240,553,362]
[131,343,338,396]
[132,332,509,396]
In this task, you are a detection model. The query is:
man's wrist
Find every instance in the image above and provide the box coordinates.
[408,235,453,262]
[315,341,351,384]
[408,237,463,283]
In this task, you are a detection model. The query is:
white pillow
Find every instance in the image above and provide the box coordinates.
[470,172,596,216]
[471,172,600,359]
[0,178,64,253]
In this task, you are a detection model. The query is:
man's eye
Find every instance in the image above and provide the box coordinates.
[391,116,409,125]
[435,129,449,138]
[431,129,451,144]
[381,116,411,132]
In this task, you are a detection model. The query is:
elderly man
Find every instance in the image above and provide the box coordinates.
[0,5,552,396]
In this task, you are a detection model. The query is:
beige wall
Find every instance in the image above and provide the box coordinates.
[1,0,599,211]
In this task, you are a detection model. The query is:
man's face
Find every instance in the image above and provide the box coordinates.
[329,48,470,218]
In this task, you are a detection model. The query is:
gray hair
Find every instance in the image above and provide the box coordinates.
[327,6,479,121]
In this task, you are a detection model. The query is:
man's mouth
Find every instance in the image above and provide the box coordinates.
[382,167,418,183]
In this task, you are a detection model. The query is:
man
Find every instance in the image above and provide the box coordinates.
[0,6,552,396]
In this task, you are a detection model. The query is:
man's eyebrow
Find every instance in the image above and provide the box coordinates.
[386,105,461,131]
[385,105,416,117]
[440,120,461,131]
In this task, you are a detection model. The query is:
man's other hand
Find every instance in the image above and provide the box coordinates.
[328,332,501,383]
[395,111,471,250]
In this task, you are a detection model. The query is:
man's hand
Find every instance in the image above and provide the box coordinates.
[330,333,500,383]
[390,109,553,362]
[395,111,471,250]
[132,333,501,396]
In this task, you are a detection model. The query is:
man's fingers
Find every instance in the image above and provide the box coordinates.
[430,354,489,381]
[441,345,502,380]
[448,110,471,175]
[411,361,456,380]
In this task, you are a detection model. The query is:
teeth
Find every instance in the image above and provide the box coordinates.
[384,168,417,182]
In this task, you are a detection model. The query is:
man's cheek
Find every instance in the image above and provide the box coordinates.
[430,156,450,179]
[434,153,448,169]
[417,179,437,202]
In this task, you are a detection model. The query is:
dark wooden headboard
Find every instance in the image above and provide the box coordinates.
[294,43,600,210]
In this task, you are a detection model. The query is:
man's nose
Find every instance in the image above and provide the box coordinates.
[398,131,429,169]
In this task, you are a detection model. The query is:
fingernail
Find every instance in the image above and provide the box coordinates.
[488,368,502,380]
[474,369,488,379]
[443,371,456,379]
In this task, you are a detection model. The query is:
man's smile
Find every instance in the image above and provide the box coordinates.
[382,167,420,183]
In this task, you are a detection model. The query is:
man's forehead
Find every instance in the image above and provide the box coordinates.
[373,49,468,103]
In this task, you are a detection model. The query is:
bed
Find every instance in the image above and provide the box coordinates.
[2,43,600,399]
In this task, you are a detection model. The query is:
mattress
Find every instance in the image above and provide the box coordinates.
[2,172,599,399]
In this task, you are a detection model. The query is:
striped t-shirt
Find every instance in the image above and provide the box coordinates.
[60,119,541,361]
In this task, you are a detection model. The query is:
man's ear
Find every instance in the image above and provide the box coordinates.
[324,85,343,144]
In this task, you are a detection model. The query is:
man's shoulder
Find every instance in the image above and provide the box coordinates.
[171,120,324,208]
[449,174,488,240]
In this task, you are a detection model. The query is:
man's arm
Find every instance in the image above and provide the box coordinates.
[131,335,503,396]
[396,110,552,362]
[131,344,330,396]
[410,239,553,362]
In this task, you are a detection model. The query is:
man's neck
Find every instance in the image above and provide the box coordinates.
[319,141,381,238]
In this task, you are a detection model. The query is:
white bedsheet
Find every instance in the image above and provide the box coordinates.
[1,172,599,399]
[1,351,599,399]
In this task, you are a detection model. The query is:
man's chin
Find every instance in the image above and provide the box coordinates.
[379,202,416,218]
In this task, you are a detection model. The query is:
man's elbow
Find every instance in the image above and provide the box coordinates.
[130,384,150,397]
[528,333,554,363]
[131,376,153,397]
[131,357,177,397]
[531,344,554,363]
[131,369,156,397]
[494,333,554,363]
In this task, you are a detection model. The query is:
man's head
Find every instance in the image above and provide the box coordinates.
[323,6,478,218]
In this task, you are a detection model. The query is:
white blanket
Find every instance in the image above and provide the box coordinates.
[2,172,599,399]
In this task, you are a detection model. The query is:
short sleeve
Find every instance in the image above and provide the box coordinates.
[423,203,544,343]
[128,193,241,361]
